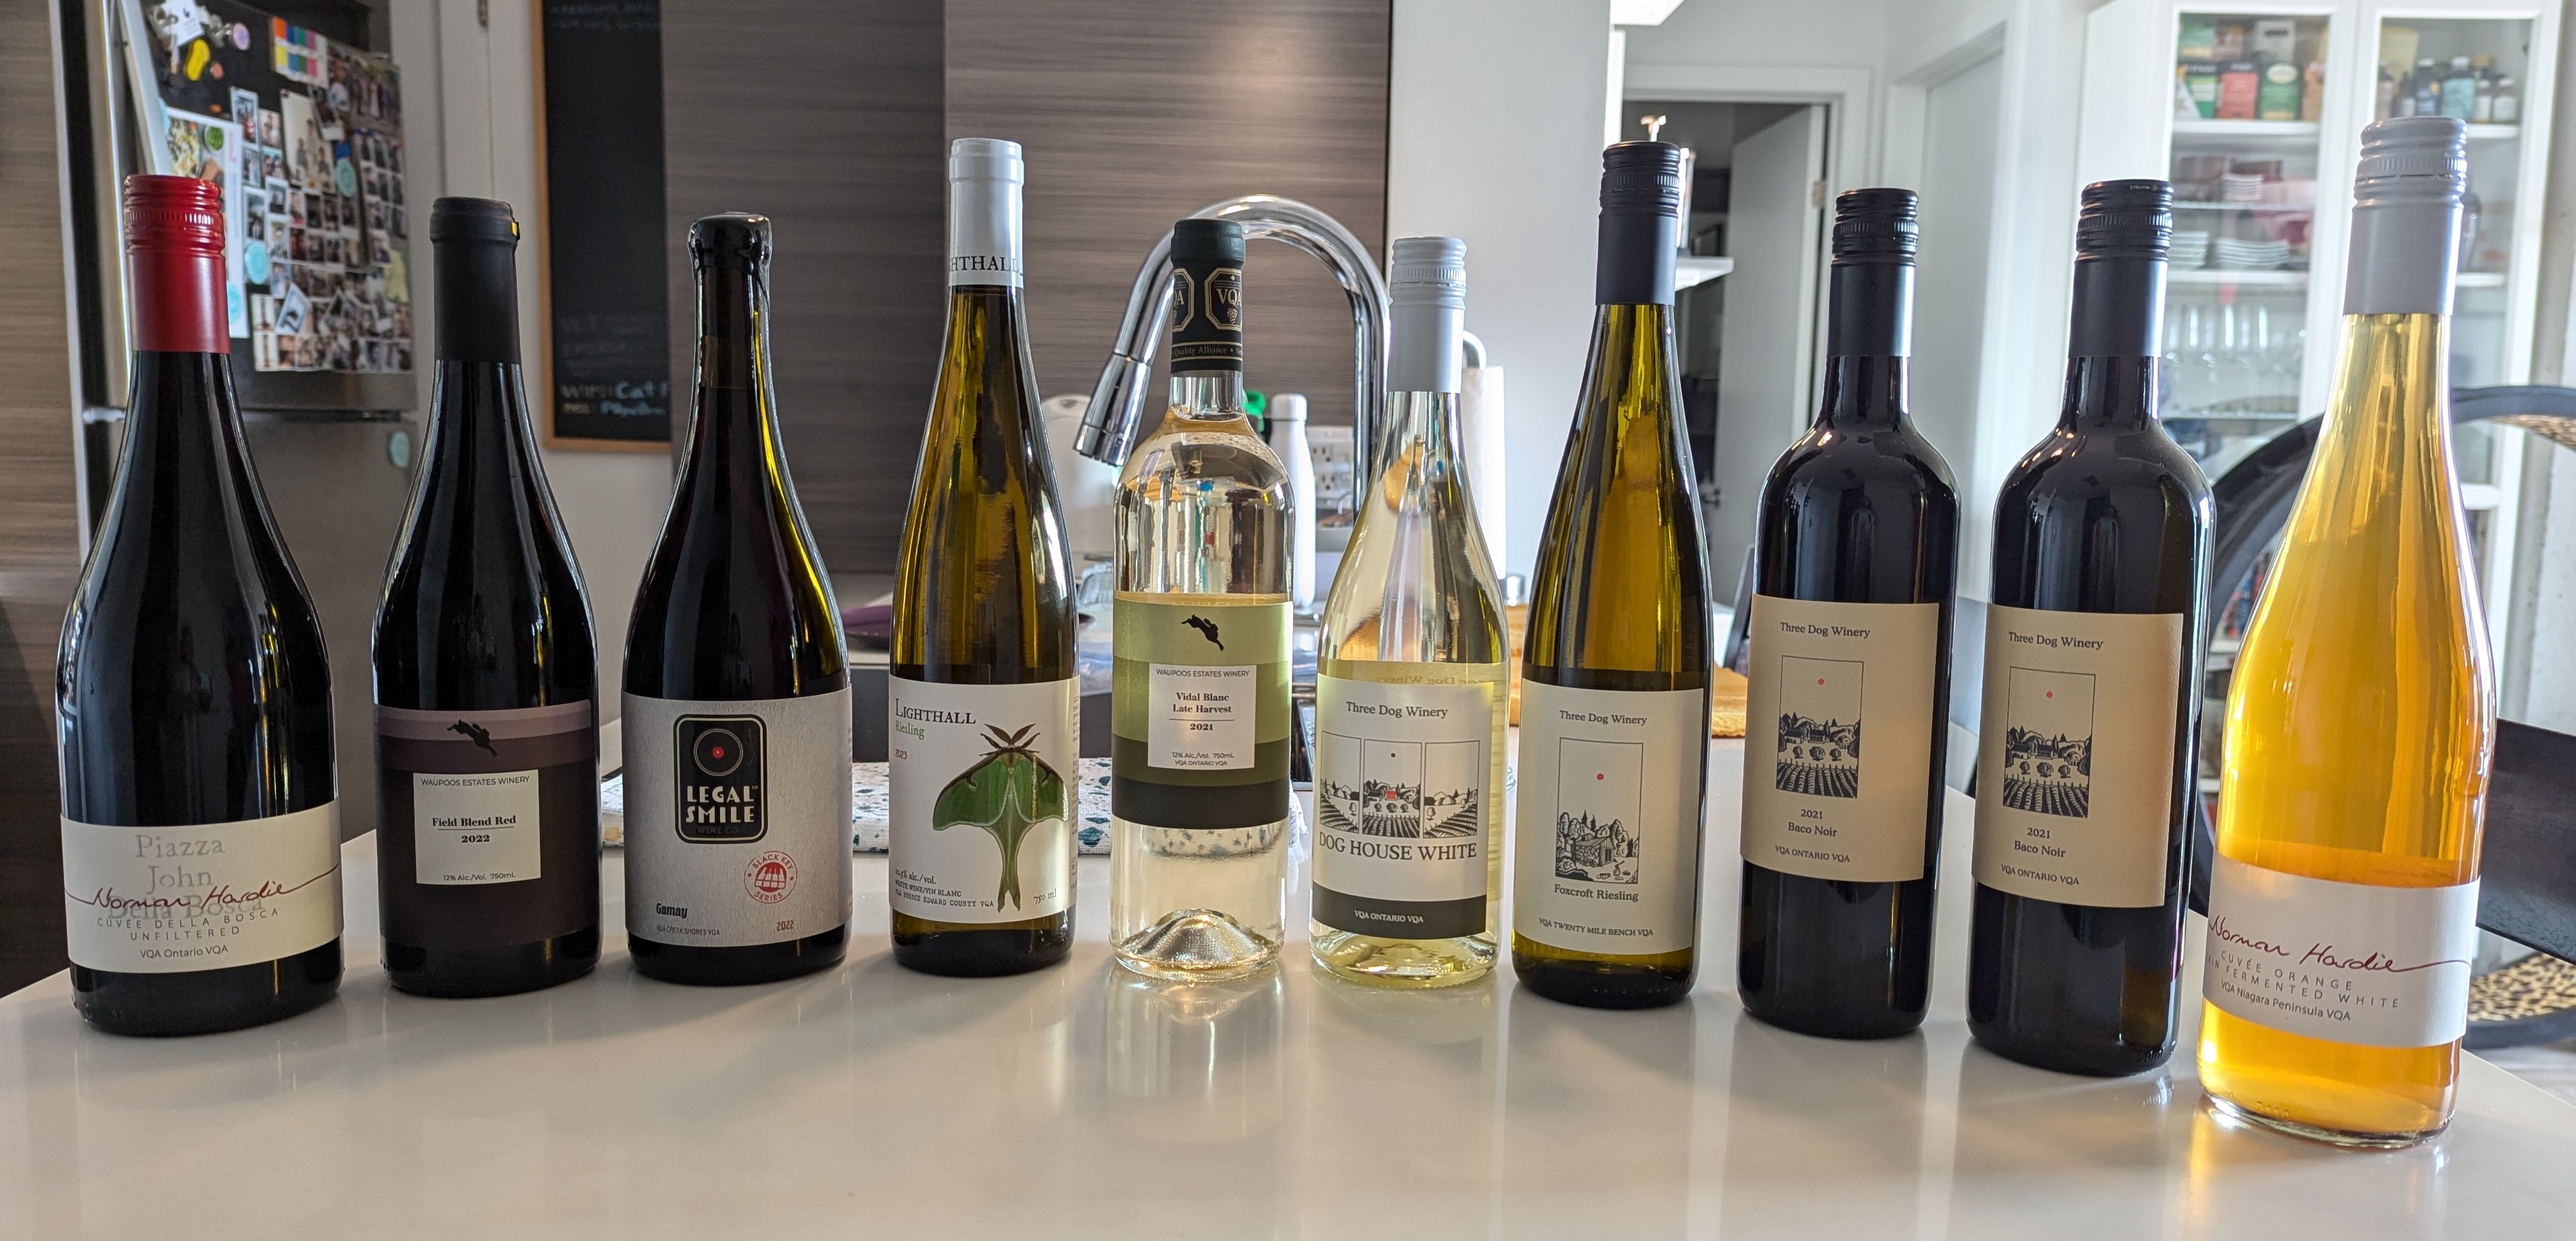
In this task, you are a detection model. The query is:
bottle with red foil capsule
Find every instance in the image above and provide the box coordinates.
[56,175,342,1036]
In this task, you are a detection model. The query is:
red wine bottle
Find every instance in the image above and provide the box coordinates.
[622,214,853,986]
[1737,188,1959,1039]
[57,175,342,1035]
[373,197,601,998]
[1966,180,2211,1076]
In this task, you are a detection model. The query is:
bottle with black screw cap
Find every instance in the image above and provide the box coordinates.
[1966,179,2212,1075]
[623,213,853,986]
[1107,217,1295,984]
[1737,187,1960,1040]
[374,197,602,998]
[1510,142,1716,1010]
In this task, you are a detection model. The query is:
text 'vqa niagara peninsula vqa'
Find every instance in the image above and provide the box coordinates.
[1511,142,1715,1010]
[624,213,853,986]
[2202,117,2493,1148]
[889,139,1078,977]
[1109,217,1293,982]
[1966,180,2212,1076]
[373,197,601,999]
[57,174,342,1035]
[1310,236,1509,989]
[1738,188,1958,1040]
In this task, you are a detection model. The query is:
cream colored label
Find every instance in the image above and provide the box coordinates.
[1511,680,1708,955]
[61,804,342,973]
[1971,606,2185,908]
[1739,595,1942,883]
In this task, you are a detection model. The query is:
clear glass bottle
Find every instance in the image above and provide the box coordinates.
[2202,118,2492,1148]
[1310,237,1508,987]
[1109,218,1294,982]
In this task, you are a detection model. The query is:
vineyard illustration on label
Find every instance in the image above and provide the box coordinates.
[2000,667,2094,818]
[1552,738,1642,884]
[1317,734,1480,839]
[933,724,1068,910]
[1775,655,1862,799]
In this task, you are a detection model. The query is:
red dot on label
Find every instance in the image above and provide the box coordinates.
[712,745,727,758]
[1816,678,1826,685]
[2046,692,2053,699]
[1596,773,1606,780]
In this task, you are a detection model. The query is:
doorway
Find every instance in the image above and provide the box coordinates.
[1621,101,1825,601]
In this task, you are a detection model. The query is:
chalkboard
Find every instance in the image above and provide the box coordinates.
[534,0,671,448]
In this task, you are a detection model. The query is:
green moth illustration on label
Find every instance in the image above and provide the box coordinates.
[933,723,1071,911]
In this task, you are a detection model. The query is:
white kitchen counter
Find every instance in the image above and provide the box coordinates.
[3,740,2571,1239]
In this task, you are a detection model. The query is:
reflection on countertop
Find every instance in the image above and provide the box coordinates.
[1,742,2571,1239]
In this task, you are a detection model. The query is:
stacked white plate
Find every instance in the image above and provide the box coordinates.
[2171,229,2211,268]
[2212,236,2291,269]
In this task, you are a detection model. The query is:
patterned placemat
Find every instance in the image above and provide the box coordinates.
[603,759,1116,854]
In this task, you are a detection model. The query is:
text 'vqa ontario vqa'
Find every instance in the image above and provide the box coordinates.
[1738,188,1958,1040]
[2202,116,2494,1148]
[1510,141,1715,1010]
[58,175,342,1035]
[889,139,1078,977]
[1109,217,1294,983]
[373,197,602,999]
[623,213,854,986]
[1966,179,2211,1075]
[1309,236,1510,989]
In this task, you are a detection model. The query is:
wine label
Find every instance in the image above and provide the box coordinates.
[887,676,1077,924]
[1511,680,1708,957]
[1738,595,1943,883]
[378,701,595,887]
[60,803,342,973]
[1111,593,1291,830]
[1971,607,2186,908]
[1311,669,1502,940]
[623,689,853,948]
[2203,855,2478,1048]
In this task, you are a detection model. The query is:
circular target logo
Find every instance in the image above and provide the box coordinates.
[693,727,746,777]
[746,850,797,904]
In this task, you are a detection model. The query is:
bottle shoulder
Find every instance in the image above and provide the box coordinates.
[1998,425,2213,506]
[1121,411,1292,498]
[1767,420,1960,507]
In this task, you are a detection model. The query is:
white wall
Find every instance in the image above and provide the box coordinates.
[395,0,671,719]
[1388,0,1614,578]
[1625,0,2105,598]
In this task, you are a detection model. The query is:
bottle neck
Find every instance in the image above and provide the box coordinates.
[678,257,791,510]
[434,238,521,364]
[1169,370,1245,418]
[1377,389,1464,475]
[1818,263,1913,429]
[2060,254,2164,431]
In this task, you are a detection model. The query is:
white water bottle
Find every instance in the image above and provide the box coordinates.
[1267,393,1321,609]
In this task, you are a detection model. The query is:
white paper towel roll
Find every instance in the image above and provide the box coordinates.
[1039,393,1121,566]
[1460,365,1508,572]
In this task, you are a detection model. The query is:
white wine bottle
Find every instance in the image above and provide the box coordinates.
[1310,236,1508,988]
[623,214,853,986]
[1108,218,1293,982]
[889,139,1077,977]
[2201,117,2492,1147]
[1510,142,1716,1010]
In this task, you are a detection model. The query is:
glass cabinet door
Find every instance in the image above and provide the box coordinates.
[2373,15,2539,613]
[2162,11,2336,477]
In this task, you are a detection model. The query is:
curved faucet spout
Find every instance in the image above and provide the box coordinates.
[1073,195,1390,473]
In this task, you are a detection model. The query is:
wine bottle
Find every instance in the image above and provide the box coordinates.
[1108,217,1293,982]
[1736,188,1958,1039]
[2201,117,2491,1147]
[1310,236,1508,988]
[623,213,853,986]
[56,174,342,1035]
[1965,180,2211,1075]
[889,139,1077,977]
[1510,142,1715,1011]
[372,197,601,998]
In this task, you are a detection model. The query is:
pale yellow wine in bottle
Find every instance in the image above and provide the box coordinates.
[1310,237,1508,987]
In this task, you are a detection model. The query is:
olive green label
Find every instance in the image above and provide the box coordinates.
[1112,593,1289,779]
